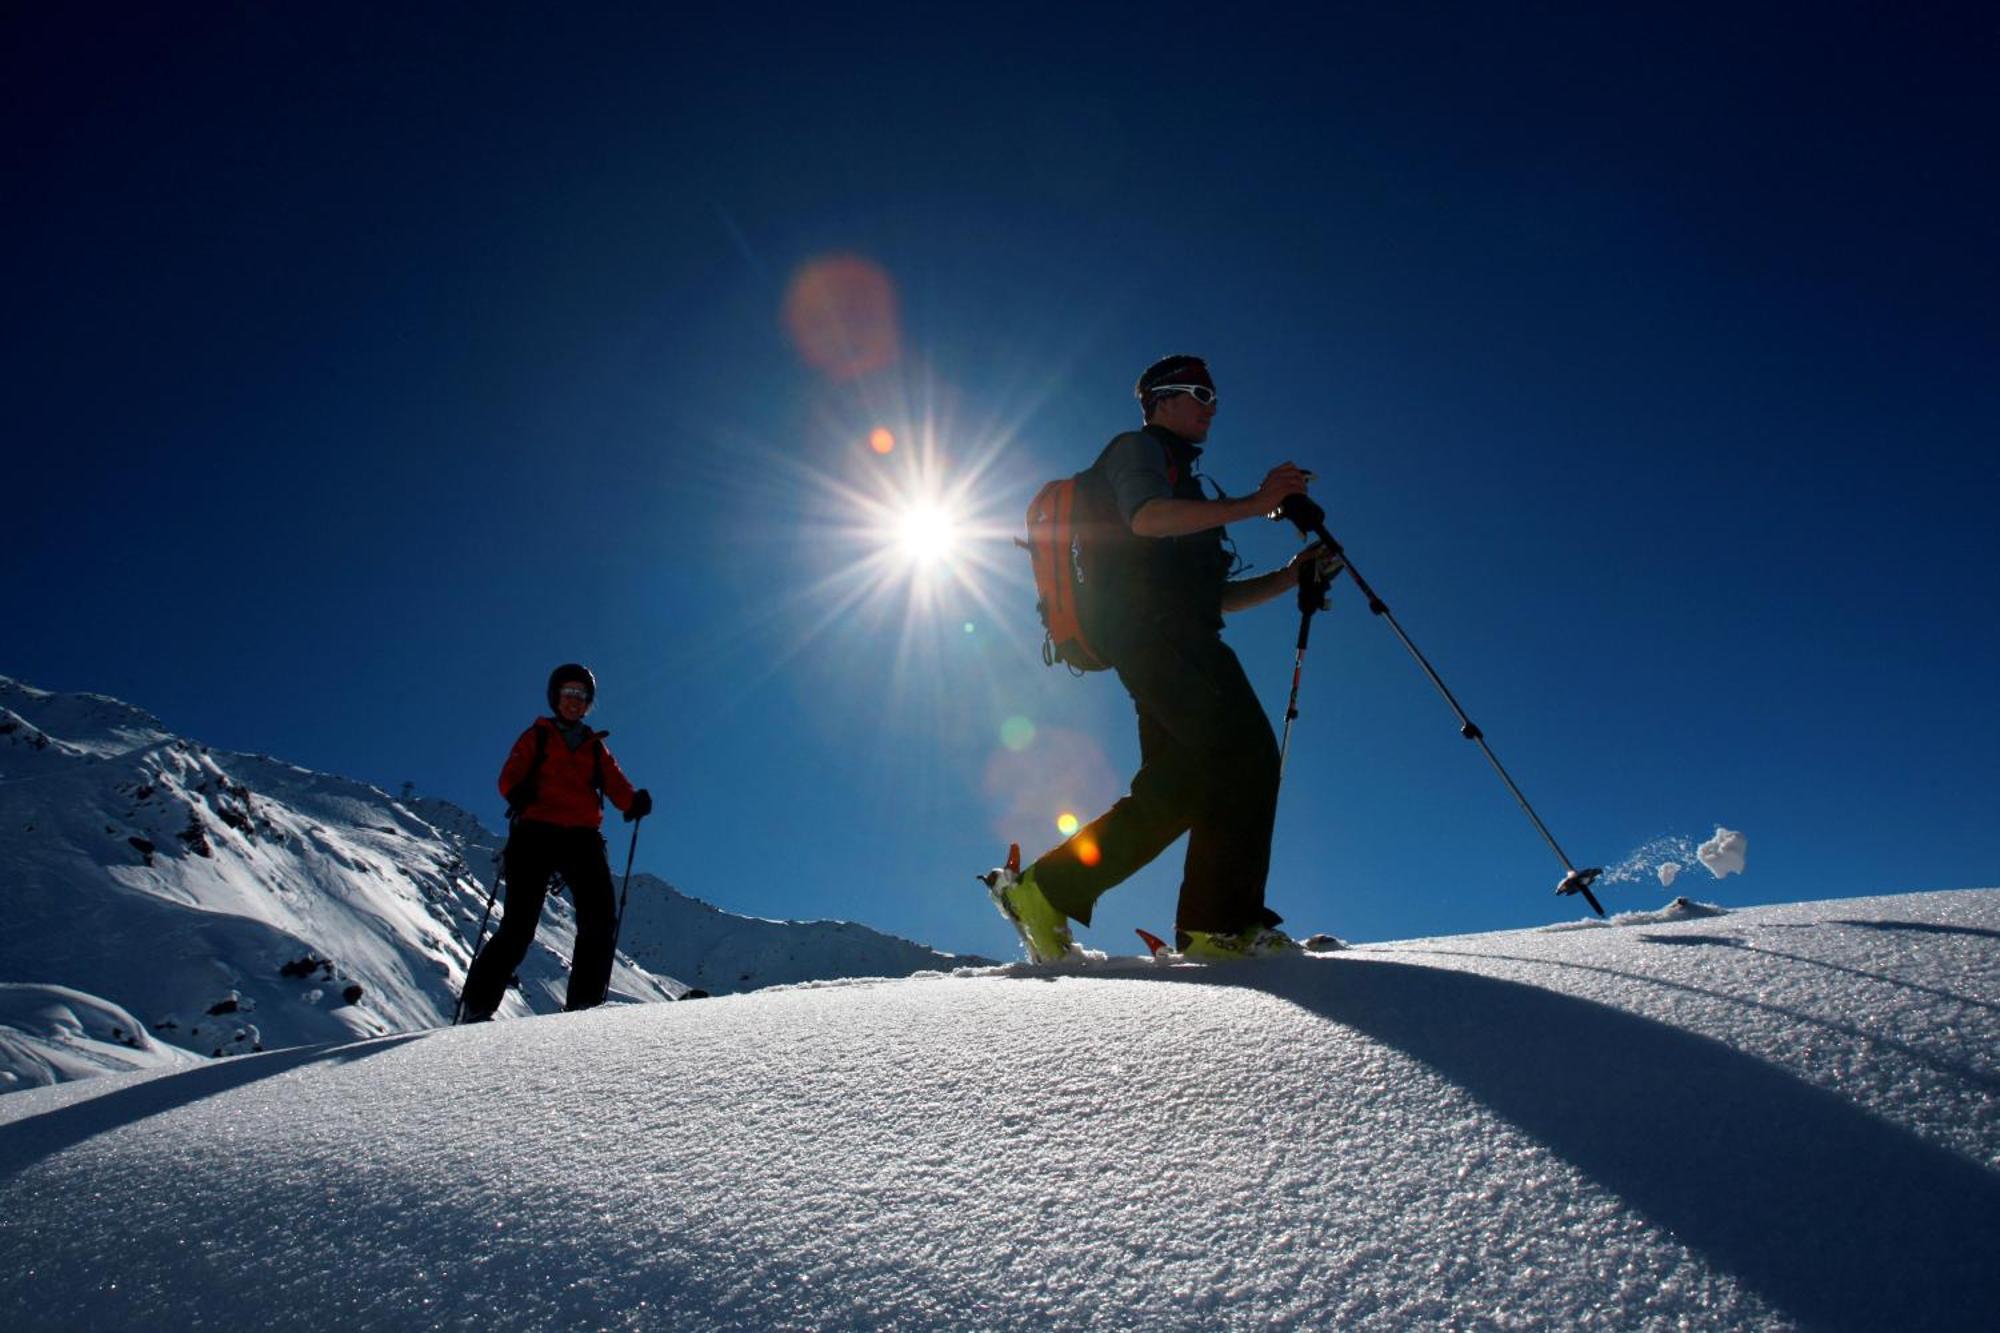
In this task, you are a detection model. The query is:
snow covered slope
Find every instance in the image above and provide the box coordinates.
[0,675,676,1064]
[612,873,989,995]
[1,888,1992,1329]
[0,678,980,1091]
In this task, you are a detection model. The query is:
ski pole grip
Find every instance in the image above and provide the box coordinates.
[1278,492,1326,537]
[1277,493,1345,565]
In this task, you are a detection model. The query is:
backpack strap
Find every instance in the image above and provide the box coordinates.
[504,723,550,819]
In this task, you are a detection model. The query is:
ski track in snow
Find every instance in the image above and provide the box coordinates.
[1,888,1995,1330]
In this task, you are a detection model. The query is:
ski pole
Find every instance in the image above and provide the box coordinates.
[453,828,510,1025]
[610,815,643,959]
[1278,554,1335,778]
[1277,493,1605,915]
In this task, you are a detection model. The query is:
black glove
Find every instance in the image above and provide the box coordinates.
[624,788,653,821]
[503,782,536,819]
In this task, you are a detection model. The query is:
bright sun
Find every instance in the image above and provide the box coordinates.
[734,403,1025,709]
[895,503,958,564]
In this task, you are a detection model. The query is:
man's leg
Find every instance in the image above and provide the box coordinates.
[560,831,618,1012]
[460,826,557,1019]
[1170,639,1283,940]
[1032,620,1262,925]
[1031,699,1197,925]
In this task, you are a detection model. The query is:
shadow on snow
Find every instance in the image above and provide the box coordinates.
[0,1033,426,1186]
[1134,954,2000,1332]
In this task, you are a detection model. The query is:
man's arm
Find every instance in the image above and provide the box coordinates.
[1222,542,1342,616]
[1129,461,1312,538]
[1130,493,1273,538]
[1221,564,1298,614]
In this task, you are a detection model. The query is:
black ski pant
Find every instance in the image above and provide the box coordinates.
[1032,624,1283,942]
[460,820,617,1019]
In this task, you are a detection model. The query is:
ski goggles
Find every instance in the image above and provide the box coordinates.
[1149,383,1217,406]
[558,686,593,702]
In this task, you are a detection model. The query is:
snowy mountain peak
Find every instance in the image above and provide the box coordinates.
[0,677,986,1093]
[0,677,172,761]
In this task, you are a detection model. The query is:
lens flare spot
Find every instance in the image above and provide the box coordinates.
[781,254,901,381]
[1075,835,1101,867]
[983,726,1120,853]
[869,427,896,455]
[1000,716,1036,751]
[963,621,976,634]
[1056,811,1080,836]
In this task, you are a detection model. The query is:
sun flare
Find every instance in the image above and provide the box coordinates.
[895,503,958,565]
[687,369,1040,757]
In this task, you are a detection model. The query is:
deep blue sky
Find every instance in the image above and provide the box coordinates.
[7,4,1996,956]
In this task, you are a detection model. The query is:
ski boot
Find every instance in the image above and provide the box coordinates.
[1179,926,1303,962]
[979,843,1074,965]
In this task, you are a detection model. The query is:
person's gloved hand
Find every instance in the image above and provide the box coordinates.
[1290,542,1344,585]
[624,788,653,822]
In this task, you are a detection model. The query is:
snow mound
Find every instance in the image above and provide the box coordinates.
[1540,896,1731,932]
[0,985,201,1091]
[1,888,1993,1330]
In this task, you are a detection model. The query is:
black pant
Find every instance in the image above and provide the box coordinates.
[460,821,617,1019]
[1033,624,1283,941]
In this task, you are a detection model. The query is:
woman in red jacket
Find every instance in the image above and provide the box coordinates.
[459,663,652,1022]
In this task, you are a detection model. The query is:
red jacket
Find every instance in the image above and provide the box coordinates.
[497,717,638,829]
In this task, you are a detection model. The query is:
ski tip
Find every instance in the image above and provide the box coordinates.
[1135,927,1168,957]
[980,843,1025,890]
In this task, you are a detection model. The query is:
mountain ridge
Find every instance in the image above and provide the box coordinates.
[0,676,989,1092]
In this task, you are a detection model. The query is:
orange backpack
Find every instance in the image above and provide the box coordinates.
[1023,468,1126,672]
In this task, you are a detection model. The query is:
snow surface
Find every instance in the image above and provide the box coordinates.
[1,887,1994,1330]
